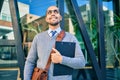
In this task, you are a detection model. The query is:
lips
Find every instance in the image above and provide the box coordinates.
[49,16,58,20]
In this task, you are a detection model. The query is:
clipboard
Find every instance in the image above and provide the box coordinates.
[53,41,76,76]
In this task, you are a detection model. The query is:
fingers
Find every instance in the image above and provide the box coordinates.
[51,52,62,63]
[52,48,59,54]
[51,48,62,63]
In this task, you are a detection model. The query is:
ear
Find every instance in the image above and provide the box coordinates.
[45,17,48,22]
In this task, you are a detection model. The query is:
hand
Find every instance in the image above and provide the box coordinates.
[51,48,62,63]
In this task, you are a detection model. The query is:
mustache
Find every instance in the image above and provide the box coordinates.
[49,17,58,19]
[49,15,58,19]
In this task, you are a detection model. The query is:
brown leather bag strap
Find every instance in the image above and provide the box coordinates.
[45,30,65,71]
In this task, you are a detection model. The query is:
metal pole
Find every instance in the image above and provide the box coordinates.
[9,0,25,80]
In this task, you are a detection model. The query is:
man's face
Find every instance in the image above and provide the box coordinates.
[45,6,62,26]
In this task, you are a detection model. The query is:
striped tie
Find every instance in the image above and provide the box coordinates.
[51,31,57,37]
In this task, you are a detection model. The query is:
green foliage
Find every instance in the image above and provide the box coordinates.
[88,18,98,49]
[24,24,38,34]
[109,13,120,64]
[110,14,120,40]
[71,16,98,49]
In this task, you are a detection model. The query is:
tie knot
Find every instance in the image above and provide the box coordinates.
[51,31,57,37]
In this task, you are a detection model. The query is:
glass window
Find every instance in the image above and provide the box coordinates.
[0,0,14,40]
[8,16,11,22]
[2,13,7,21]
[64,0,120,80]
[18,0,57,57]
[0,0,118,80]
[0,1,21,79]
[0,0,17,68]
[103,1,120,80]
[0,46,18,68]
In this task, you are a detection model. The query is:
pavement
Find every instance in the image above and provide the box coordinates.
[0,70,18,80]
[0,67,119,80]
[72,68,120,80]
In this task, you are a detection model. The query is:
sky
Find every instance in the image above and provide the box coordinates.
[18,0,56,16]
[18,0,113,16]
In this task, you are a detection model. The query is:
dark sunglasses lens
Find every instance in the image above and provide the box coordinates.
[54,10,59,13]
[47,10,52,14]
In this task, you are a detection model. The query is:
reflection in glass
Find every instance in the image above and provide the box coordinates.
[0,46,18,68]
[64,0,120,80]
[18,0,57,57]
[0,0,119,80]
[0,0,14,40]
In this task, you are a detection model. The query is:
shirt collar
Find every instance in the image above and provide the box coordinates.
[48,27,61,37]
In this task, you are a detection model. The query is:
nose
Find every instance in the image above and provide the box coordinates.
[51,11,57,15]
[51,11,55,15]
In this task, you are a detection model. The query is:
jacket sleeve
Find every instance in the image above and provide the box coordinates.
[24,35,38,80]
[60,35,86,69]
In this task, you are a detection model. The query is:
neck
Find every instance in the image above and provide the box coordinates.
[49,24,60,30]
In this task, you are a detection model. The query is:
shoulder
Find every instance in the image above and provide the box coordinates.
[35,31,47,38]
[33,31,48,41]
[63,31,78,42]
[65,32,76,38]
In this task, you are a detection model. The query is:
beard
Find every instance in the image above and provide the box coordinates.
[49,22,59,26]
[47,16,61,26]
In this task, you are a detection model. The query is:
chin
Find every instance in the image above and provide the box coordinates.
[50,22,59,26]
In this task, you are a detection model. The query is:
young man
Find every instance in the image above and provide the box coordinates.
[24,6,85,80]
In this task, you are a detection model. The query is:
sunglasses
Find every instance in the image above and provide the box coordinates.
[47,9,59,15]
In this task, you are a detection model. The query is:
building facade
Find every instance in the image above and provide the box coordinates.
[0,0,120,80]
